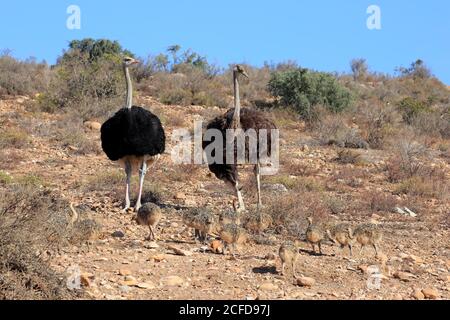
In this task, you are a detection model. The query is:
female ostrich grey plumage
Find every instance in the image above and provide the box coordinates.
[202,65,277,214]
[101,57,165,212]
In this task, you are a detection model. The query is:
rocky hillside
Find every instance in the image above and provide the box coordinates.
[0,96,449,300]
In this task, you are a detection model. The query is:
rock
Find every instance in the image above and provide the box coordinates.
[302,145,309,152]
[395,207,406,215]
[446,260,450,269]
[83,121,102,131]
[439,274,450,283]
[122,276,138,286]
[404,207,417,217]
[258,282,279,292]
[119,269,132,276]
[262,184,288,193]
[112,230,125,238]
[412,289,425,300]
[136,282,156,290]
[162,276,185,287]
[144,242,160,249]
[422,288,439,300]
[168,245,192,257]
[119,285,131,294]
[265,253,277,261]
[393,271,414,282]
[297,277,316,287]
[174,192,186,200]
[148,254,167,263]
[393,294,403,300]
[407,254,424,264]
[358,265,369,274]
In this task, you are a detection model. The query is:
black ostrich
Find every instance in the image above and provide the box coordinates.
[101,57,165,212]
[202,65,277,213]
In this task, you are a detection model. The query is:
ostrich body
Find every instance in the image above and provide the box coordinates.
[101,57,165,212]
[202,65,277,213]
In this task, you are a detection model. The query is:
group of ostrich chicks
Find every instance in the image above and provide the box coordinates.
[134,202,383,279]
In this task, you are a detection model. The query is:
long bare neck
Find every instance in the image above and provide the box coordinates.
[232,70,241,129]
[124,65,133,109]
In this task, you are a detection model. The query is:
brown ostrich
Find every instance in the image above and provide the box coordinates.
[202,65,277,215]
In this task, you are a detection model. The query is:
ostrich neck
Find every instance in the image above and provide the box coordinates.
[232,70,241,129]
[124,65,133,109]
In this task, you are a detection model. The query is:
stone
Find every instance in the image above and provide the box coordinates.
[119,269,132,276]
[148,254,166,262]
[122,276,138,286]
[422,288,439,300]
[168,245,192,257]
[137,282,156,290]
[297,277,316,287]
[83,121,102,131]
[144,242,160,249]
[119,285,131,294]
[393,271,414,282]
[262,184,288,193]
[162,276,184,287]
[111,230,125,238]
[258,282,279,292]
[174,192,186,200]
[412,289,425,300]
[403,207,417,217]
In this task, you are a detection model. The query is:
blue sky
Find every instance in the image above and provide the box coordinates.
[1,0,449,83]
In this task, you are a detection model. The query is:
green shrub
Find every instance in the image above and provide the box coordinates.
[397,97,429,124]
[268,68,352,119]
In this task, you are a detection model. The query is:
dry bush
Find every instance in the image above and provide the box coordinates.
[0,184,77,300]
[325,195,347,215]
[332,166,368,188]
[313,113,368,149]
[0,53,50,97]
[0,170,13,184]
[266,175,325,193]
[83,169,123,193]
[0,128,31,149]
[283,160,320,177]
[394,176,448,199]
[263,192,328,237]
[355,102,401,149]
[386,138,429,183]
[367,191,400,213]
[335,149,364,165]
[0,150,23,170]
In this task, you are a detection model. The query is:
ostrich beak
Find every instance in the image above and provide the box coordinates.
[242,71,249,79]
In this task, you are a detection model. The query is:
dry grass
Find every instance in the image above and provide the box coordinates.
[0,128,31,149]
[0,184,78,299]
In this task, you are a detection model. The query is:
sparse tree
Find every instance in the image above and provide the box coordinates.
[350,58,368,81]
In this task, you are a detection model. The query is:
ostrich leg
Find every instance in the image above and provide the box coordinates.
[135,161,148,211]
[123,161,132,212]
[255,161,262,212]
[234,181,246,213]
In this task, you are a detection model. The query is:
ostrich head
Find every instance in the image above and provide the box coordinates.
[123,56,140,67]
[233,64,249,79]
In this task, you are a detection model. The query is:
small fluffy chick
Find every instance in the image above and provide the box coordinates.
[326,223,354,256]
[133,203,162,241]
[244,213,273,234]
[352,223,383,256]
[219,223,248,257]
[305,217,325,255]
[279,241,299,278]
[219,209,241,226]
[182,208,215,243]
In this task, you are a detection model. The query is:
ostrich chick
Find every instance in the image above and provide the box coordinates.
[326,223,354,256]
[219,223,248,257]
[305,217,326,255]
[279,241,300,278]
[133,203,162,241]
[244,212,273,234]
[352,223,383,257]
[182,208,216,244]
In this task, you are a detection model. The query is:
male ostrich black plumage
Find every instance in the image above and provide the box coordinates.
[101,57,165,212]
[203,65,277,213]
